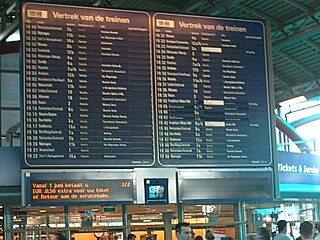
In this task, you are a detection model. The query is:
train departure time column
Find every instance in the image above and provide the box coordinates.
[154,13,271,167]
[23,3,154,167]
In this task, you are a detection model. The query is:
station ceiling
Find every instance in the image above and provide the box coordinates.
[1,0,319,106]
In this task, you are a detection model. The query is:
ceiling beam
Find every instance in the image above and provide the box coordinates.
[292,114,320,128]
[280,6,320,27]
[112,0,181,12]
[303,39,320,56]
[274,50,318,79]
[276,115,312,153]
[284,0,311,13]
[276,78,320,102]
[236,4,283,29]
[184,0,207,13]
[273,22,320,51]
[155,1,185,11]
[205,0,242,15]
[274,74,290,88]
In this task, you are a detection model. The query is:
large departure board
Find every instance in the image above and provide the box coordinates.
[23,170,135,206]
[22,2,272,167]
[22,3,154,166]
[154,14,271,166]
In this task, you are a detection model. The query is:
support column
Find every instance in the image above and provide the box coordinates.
[122,205,129,239]
[46,214,50,240]
[64,206,70,240]
[4,206,13,240]
[163,212,173,240]
[314,202,319,221]
[0,56,2,147]
[236,202,246,240]
[177,203,184,223]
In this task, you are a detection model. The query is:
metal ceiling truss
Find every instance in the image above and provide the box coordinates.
[274,74,289,88]
[242,5,320,45]
[284,0,312,14]
[183,1,207,13]
[303,39,320,55]
[273,18,320,50]
[276,79,320,103]
[205,0,242,16]
[236,4,284,29]
[274,50,318,79]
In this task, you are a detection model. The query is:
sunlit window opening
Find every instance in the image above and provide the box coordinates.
[277,98,320,154]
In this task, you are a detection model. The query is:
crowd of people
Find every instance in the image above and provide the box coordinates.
[173,220,320,240]
[51,220,320,240]
[129,220,319,240]
[126,223,215,240]
[247,219,320,240]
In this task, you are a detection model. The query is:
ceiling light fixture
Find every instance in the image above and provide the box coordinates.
[279,95,307,107]
[6,29,20,42]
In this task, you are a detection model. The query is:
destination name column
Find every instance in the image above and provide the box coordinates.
[24,17,67,162]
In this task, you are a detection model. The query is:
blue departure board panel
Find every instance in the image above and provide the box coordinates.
[22,2,272,167]
[154,14,271,166]
[22,3,154,166]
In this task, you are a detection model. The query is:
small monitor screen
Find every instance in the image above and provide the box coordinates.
[144,178,168,204]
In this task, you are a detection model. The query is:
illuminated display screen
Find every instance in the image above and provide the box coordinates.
[278,151,320,198]
[23,171,135,206]
[22,3,154,167]
[144,178,168,204]
[22,2,271,168]
[154,13,271,166]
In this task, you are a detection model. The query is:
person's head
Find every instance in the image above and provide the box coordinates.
[277,220,287,233]
[257,227,270,240]
[128,233,136,240]
[175,222,192,240]
[195,236,203,240]
[51,233,67,240]
[300,221,313,239]
[246,232,258,240]
[205,230,215,240]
